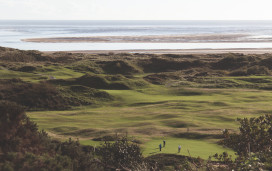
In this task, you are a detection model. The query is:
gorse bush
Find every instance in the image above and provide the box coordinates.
[0,101,100,170]
[210,114,272,170]
[221,114,272,155]
[96,136,145,170]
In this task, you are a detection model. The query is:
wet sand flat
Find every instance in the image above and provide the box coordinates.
[46,48,272,54]
[23,33,272,43]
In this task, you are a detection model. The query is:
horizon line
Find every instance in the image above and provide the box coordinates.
[1,19,272,21]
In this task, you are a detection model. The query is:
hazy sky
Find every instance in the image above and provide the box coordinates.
[1,0,272,20]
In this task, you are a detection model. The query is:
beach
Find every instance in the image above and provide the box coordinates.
[23,33,272,54]
[3,20,272,52]
[22,33,272,43]
[48,48,272,55]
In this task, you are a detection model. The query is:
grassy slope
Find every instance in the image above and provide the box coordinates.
[0,65,83,82]
[2,50,272,159]
[27,85,272,158]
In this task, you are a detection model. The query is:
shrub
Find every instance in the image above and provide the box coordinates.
[212,114,272,170]
[96,136,145,170]
[221,115,272,155]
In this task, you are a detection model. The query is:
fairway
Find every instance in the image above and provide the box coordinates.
[78,137,235,159]
[143,138,235,159]
[27,85,271,158]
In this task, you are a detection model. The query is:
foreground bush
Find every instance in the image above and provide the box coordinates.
[210,114,272,170]
[0,101,149,170]
[221,114,272,155]
[0,101,98,170]
[96,136,146,170]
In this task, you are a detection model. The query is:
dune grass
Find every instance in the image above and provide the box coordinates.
[35,66,84,80]
[0,69,43,81]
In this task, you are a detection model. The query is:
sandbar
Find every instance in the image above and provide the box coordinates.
[22,33,272,43]
[45,48,272,55]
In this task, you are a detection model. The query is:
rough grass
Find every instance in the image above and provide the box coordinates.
[2,48,272,159]
[0,79,70,110]
[27,87,272,158]
[0,64,84,82]
[28,87,271,135]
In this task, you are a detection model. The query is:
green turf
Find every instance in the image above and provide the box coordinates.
[142,138,235,159]
[34,66,84,80]
[27,84,272,158]
[0,65,84,82]
[78,137,235,159]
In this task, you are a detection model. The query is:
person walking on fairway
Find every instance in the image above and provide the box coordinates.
[163,140,166,147]
[159,144,162,151]
[178,145,181,153]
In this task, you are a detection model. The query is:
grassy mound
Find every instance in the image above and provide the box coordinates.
[76,74,132,90]
[259,57,272,69]
[76,74,112,89]
[0,48,46,62]
[0,47,85,63]
[0,79,69,110]
[50,73,148,90]
[229,66,271,76]
[212,54,257,70]
[144,73,180,85]
[145,153,202,170]
[139,57,205,73]
[100,60,141,75]
[17,65,37,72]
[67,60,103,73]
[0,79,113,110]
[59,85,113,105]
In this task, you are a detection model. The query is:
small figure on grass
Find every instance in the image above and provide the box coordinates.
[159,144,162,151]
[163,140,166,147]
[178,145,181,153]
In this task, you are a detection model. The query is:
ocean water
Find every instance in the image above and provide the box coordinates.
[1,20,272,51]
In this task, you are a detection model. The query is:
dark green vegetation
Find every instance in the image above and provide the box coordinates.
[0,101,145,170]
[211,115,272,170]
[1,47,272,170]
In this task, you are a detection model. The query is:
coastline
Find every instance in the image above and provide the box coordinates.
[23,33,272,53]
[45,48,272,54]
[22,33,272,43]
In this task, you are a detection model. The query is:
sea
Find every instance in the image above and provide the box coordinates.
[1,20,272,51]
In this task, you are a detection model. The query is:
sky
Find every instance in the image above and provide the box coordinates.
[1,0,272,20]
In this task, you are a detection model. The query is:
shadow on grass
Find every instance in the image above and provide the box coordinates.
[129,101,168,107]
[173,132,223,139]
